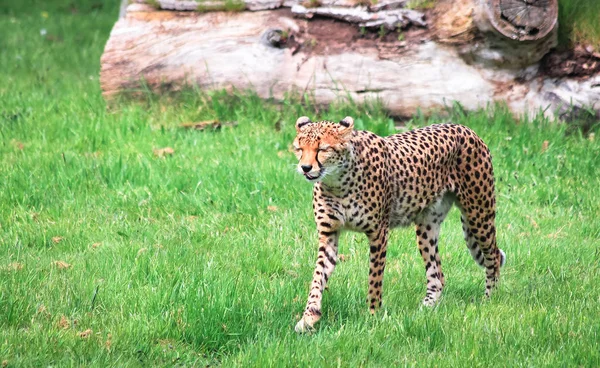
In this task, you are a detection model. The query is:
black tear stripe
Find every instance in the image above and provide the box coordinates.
[316,151,323,169]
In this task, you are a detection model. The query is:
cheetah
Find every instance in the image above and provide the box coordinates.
[292,116,505,333]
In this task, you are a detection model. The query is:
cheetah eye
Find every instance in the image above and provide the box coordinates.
[319,145,332,152]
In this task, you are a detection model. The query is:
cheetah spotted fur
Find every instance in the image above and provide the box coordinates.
[292,116,505,333]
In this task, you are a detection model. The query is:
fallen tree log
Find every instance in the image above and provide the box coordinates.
[100,0,600,120]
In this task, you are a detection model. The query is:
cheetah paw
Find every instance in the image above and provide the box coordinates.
[421,295,441,307]
[422,299,436,307]
[294,317,316,334]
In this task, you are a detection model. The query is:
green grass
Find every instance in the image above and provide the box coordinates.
[405,0,436,10]
[1,1,600,367]
[558,0,600,49]
[195,0,246,13]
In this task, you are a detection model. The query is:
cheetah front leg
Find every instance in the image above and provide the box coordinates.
[366,225,389,314]
[295,230,339,333]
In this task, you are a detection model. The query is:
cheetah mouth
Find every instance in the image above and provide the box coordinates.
[304,172,321,181]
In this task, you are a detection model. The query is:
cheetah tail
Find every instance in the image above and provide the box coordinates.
[499,249,506,267]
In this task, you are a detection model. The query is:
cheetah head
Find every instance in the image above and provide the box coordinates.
[292,116,354,182]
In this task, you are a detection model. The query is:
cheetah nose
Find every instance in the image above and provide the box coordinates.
[301,165,313,173]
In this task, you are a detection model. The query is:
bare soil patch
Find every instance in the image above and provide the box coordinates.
[275,9,432,58]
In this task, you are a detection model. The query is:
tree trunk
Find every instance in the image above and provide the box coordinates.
[100,0,600,120]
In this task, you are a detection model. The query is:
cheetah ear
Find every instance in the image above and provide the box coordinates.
[295,116,312,131]
[338,116,354,136]
[339,116,354,129]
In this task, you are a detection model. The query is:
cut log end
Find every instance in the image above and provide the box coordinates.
[488,0,558,41]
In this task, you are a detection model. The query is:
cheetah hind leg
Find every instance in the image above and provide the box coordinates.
[460,213,505,298]
[415,195,454,307]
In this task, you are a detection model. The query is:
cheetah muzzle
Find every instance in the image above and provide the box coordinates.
[292,116,506,333]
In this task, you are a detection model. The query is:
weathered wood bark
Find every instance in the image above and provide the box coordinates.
[100,1,600,120]
[290,4,426,30]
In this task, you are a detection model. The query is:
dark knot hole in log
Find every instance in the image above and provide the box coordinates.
[262,28,285,48]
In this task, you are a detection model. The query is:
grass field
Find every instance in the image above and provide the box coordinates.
[558,0,600,49]
[1,1,600,367]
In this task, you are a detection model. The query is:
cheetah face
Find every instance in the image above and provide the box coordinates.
[292,116,354,182]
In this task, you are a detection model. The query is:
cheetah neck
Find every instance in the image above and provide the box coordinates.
[319,143,358,197]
